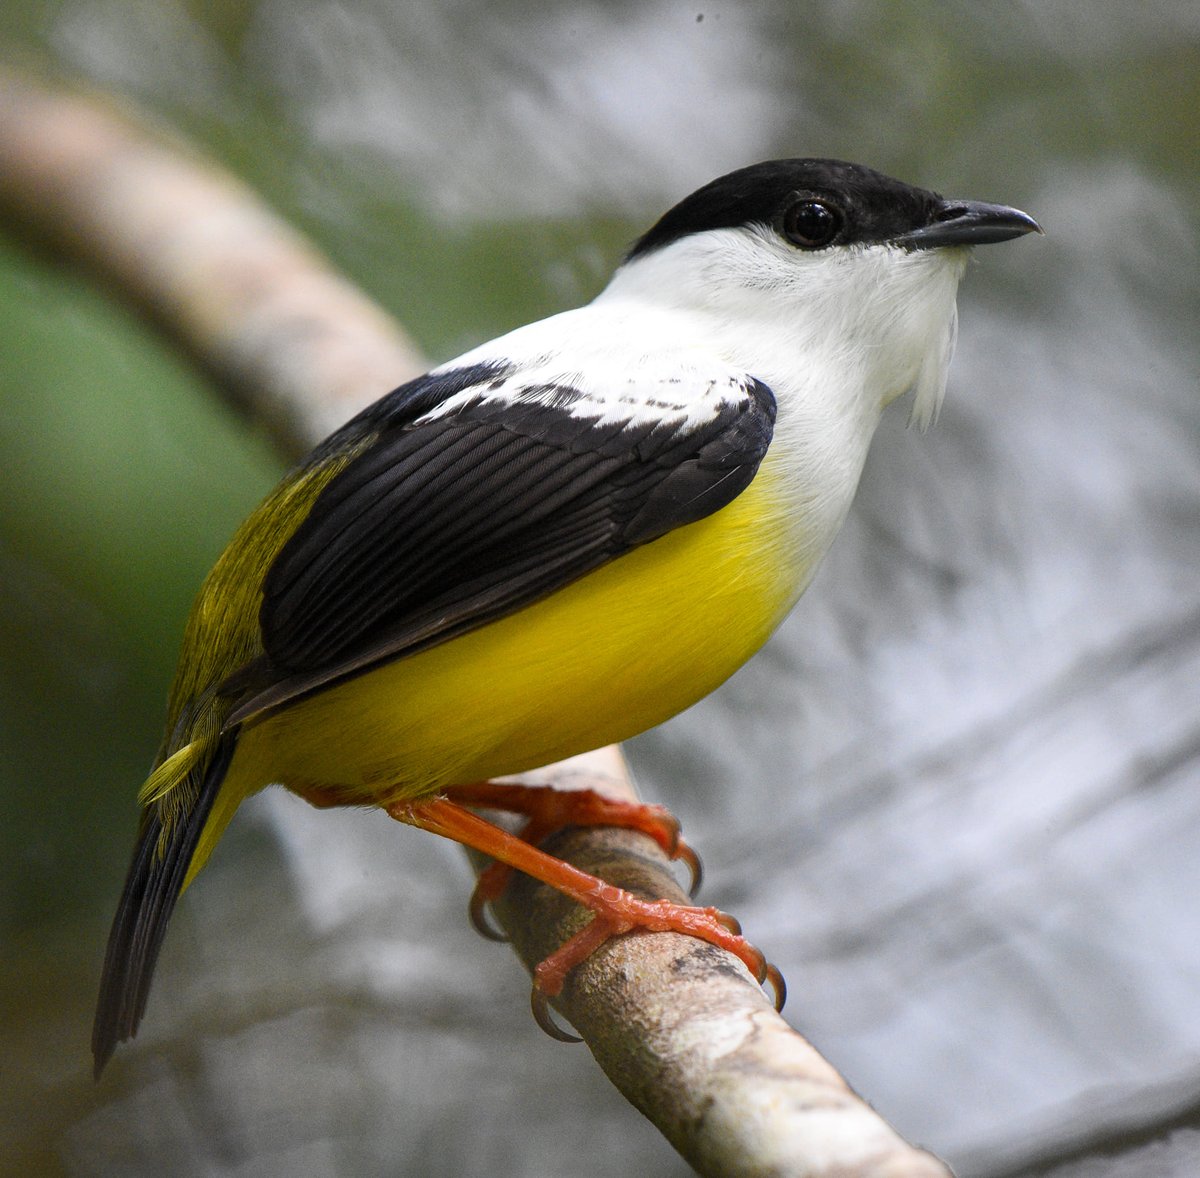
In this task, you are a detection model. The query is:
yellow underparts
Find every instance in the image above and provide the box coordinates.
[184,460,811,886]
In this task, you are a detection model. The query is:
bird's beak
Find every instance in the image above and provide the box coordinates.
[894,199,1043,250]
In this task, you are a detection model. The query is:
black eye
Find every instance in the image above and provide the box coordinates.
[782,198,843,249]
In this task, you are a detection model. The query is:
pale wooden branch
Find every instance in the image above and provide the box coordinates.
[0,65,951,1178]
[491,751,952,1178]
[0,66,425,448]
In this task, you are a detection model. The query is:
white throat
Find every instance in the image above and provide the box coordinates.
[599,225,968,430]
[595,225,969,580]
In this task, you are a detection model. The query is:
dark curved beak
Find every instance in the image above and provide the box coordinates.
[895,199,1043,250]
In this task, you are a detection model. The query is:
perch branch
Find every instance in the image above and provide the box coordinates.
[0,65,951,1177]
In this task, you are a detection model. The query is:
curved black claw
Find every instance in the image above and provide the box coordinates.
[468,886,509,943]
[676,840,703,898]
[714,910,742,936]
[531,986,582,1043]
[765,962,787,1012]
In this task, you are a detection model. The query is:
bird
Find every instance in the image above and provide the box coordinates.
[92,157,1040,1076]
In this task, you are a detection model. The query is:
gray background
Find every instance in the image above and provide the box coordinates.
[1,2,1198,1175]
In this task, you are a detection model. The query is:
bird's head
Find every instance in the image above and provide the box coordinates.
[606,158,1040,427]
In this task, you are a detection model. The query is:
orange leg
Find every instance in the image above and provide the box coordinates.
[388,797,783,1016]
[441,782,701,939]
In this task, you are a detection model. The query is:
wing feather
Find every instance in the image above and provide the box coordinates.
[227,364,776,722]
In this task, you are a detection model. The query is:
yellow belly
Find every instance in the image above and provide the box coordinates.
[226,460,810,804]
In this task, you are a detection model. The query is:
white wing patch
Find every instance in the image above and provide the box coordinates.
[421,303,757,431]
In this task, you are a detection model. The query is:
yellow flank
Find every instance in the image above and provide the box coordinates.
[183,457,808,885]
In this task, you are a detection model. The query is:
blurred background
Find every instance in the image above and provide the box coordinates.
[2,1,1198,1175]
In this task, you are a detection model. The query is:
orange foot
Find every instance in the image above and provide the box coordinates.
[387,795,785,1038]
[441,782,701,940]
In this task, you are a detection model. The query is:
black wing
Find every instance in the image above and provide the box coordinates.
[229,364,776,721]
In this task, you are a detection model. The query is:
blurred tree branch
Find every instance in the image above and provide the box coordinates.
[0,65,951,1178]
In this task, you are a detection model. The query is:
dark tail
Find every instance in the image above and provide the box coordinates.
[91,733,236,1078]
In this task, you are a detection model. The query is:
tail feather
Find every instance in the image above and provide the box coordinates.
[91,733,236,1079]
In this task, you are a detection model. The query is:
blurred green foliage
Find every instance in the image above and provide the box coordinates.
[0,229,277,924]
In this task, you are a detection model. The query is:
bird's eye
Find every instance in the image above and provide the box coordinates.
[782,199,843,249]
